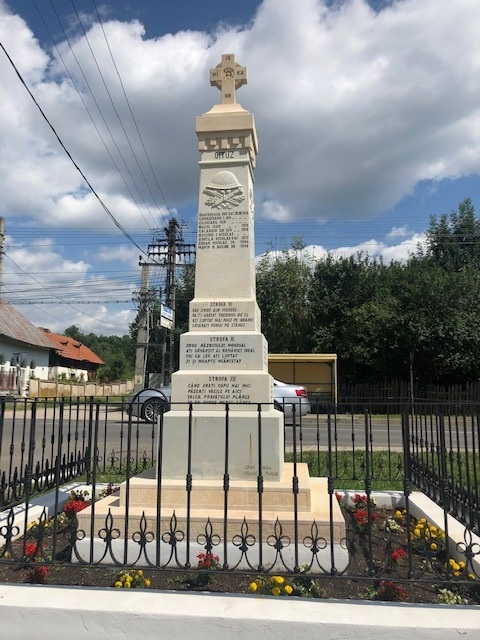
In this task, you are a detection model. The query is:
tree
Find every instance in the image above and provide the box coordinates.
[256,246,314,353]
[64,326,134,382]
[425,198,480,271]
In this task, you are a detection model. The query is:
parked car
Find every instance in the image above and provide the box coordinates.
[125,379,310,423]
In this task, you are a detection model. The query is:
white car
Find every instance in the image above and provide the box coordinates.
[126,378,310,423]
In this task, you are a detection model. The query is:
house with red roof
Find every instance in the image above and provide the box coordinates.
[0,301,104,395]
[40,329,104,382]
[0,301,56,394]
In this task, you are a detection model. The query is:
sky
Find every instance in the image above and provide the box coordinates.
[1,0,480,336]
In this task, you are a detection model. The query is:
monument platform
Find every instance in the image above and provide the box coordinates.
[76,463,345,541]
[74,463,347,571]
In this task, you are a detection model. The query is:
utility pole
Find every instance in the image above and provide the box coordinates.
[0,217,4,301]
[133,262,151,391]
[162,219,179,386]
[133,219,195,389]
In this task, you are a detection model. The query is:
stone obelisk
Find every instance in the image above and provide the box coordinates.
[160,54,284,480]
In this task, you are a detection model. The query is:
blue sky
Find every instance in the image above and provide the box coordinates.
[1,0,480,335]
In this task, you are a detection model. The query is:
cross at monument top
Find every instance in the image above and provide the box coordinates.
[210,54,247,105]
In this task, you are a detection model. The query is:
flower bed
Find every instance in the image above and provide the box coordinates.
[0,494,479,605]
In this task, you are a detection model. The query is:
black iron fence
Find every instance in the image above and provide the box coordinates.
[0,397,479,599]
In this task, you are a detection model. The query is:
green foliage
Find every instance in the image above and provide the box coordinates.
[425,198,480,271]
[254,203,480,386]
[256,248,314,353]
[64,198,480,388]
[64,326,134,383]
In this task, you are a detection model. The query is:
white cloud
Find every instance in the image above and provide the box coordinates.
[3,0,480,229]
[387,225,408,239]
[3,237,137,335]
[0,0,478,333]
[259,230,427,265]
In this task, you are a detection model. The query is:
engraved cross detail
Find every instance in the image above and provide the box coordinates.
[210,54,247,105]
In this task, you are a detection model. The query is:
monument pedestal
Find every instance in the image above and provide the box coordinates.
[160,409,284,480]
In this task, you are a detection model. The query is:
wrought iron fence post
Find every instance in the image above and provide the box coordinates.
[85,396,95,485]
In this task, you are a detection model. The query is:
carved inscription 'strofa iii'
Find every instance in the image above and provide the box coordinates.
[210,53,247,104]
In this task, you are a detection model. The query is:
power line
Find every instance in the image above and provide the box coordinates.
[0,40,148,258]
[70,0,166,227]
[3,252,132,327]
[33,0,156,230]
[91,0,172,223]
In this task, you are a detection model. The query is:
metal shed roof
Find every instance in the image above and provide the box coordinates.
[0,301,56,350]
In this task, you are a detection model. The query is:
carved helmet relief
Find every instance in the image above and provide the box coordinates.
[203,170,245,210]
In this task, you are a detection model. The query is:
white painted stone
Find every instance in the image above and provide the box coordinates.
[0,584,479,640]
[72,537,349,572]
[160,410,283,480]
[170,371,273,407]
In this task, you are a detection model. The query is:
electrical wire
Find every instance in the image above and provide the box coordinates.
[3,252,134,328]
[70,0,166,227]
[0,40,148,259]
[34,0,156,230]
[91,0,172,224]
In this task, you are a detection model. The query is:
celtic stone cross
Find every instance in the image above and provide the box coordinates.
[210,53,247,105]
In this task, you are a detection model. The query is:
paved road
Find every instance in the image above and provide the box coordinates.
[1,407,475,477]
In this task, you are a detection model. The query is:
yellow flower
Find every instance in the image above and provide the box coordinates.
[137,570,143,576]
[413,528,421,537]
[274,576,285,584]
[249,582,258,592]
[468,574,475,581]
[419,518,426,524]
[124,582,131,588]
[255,578,262,587]
[144,579,151,587]
[458,561,466,569]
[430,543,437,551]
[429,525,437,532]
[452,562,460,572]
[453,571,461,577]
[284,585,293,595]
[271,587,281,596]
[114,581,123,588]
[417,523,424,529]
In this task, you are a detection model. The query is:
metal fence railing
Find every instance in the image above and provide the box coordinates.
[0,397,479,599]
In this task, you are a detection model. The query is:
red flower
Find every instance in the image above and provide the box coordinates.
[378,581,407,602]
[25,542,37,558]
[63,499,89,517]
[353,509,369,525]
[26,565,50,584]
[197,552,220,569]
[390,548,407,563]
[352,493,370,509]
[335,492,343,503]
